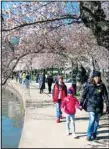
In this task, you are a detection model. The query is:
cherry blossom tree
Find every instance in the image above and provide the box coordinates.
[2,1,109,87]
[2,2,80,32]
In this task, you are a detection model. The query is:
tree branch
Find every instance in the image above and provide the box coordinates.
[2,15,81,32]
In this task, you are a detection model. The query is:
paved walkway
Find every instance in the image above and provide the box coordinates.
[9,80,109,148]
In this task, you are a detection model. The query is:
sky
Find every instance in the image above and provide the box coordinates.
[2,1,80,25]
[2,1,80,15]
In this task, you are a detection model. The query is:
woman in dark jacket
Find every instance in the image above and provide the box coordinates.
[46,73,53,94]
[80,70,109,141]
[38,72,45,94]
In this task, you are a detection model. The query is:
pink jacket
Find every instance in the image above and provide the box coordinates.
[61,95,80,115]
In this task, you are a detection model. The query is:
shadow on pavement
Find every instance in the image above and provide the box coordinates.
[97,135,109,140]
[76,134,87,138]
[98,129,109,134]
[75,117,89,121]
[99,123,109,128]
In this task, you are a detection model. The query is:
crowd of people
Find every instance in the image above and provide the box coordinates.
[37,72,53,94]
[15,71,31,88]
[15,71,54,92]
[15,70,109,141]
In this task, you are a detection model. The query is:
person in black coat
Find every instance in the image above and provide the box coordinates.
[80,70,109,141]
[25,72,31,88]
[46,73,53,94]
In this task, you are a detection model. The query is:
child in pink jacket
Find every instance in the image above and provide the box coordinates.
[61,88,81,138]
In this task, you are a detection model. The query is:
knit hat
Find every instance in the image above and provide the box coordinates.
[67,89,73,94]
[92,70,101,78]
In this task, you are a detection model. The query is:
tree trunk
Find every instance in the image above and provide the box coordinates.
[80,1,109,50]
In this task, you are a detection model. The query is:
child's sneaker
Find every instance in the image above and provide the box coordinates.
[56,119,60,123]
[72,133,77,138]
[66,132,70,136]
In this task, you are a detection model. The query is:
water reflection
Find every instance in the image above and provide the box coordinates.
[2,89,24,148]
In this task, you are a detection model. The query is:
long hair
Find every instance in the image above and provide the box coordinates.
[90,76,102,85]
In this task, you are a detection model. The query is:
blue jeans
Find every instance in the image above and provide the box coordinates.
[87,112,101,138]
[66,114,75,134]
[56,100,62,119]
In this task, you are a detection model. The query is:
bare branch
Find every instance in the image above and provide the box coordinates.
[2,15,81,32]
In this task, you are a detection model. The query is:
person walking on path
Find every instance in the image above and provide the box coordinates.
[43,71,46,90]
[36,73,39,83]
[80,70,109,141]
[72,67,78,95]
[22,72,26,88]
[61,88,82,138]
[19,71,22,84]
[38,72,45,94]
[46,73,53,94]
[15,72,19,82]
[25,72,31,88]
[52,76,67,123]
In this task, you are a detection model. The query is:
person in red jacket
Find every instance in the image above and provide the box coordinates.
[52,76,67,123]
[61,88,81,138]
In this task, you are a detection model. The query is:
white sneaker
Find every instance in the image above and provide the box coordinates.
[72,133,77,138]
[66,132,70,136]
